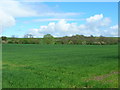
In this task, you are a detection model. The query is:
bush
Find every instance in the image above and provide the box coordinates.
[43,34,55,44]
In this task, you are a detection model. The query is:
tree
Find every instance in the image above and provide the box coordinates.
[1,36,7,41]
[24,34,33,38]
[70,35,85,44]
[43,34,55,44]
[29,34,34,38]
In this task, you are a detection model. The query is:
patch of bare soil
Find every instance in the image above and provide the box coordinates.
[86,71,119,82]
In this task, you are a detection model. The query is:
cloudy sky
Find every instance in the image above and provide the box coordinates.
[0,0,118,37]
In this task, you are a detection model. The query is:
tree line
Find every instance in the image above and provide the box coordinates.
[1,34,119,45]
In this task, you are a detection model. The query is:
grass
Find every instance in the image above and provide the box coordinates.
[2,44,118,88]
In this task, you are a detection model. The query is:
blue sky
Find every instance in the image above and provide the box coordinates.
[1,1,118,37]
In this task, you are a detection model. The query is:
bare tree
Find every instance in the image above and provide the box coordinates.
[24,34,34,38]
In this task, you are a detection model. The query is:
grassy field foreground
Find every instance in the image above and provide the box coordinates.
[2,44,118,88]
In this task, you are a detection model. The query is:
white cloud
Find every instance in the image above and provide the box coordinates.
[29,14,118,37]
[0,10,16,33]
[45,12,81,17]
[0,0,38,17]
[0,0,82,34]
[0,0,39,33]
[101,18,111,26]
[28,19,78,37]
[32,18,83,22]
[86,14,103,23]
[108,25,118,37]
[110,25,118,30]
[86,14,111,27]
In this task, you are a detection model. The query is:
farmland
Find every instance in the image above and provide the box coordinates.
[2,44,118,88]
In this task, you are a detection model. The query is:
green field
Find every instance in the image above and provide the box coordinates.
[2,44,118,88]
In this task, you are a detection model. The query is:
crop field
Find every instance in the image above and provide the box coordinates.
[2,44,118,88]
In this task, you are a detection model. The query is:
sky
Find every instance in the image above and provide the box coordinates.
[0,0,118,38]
